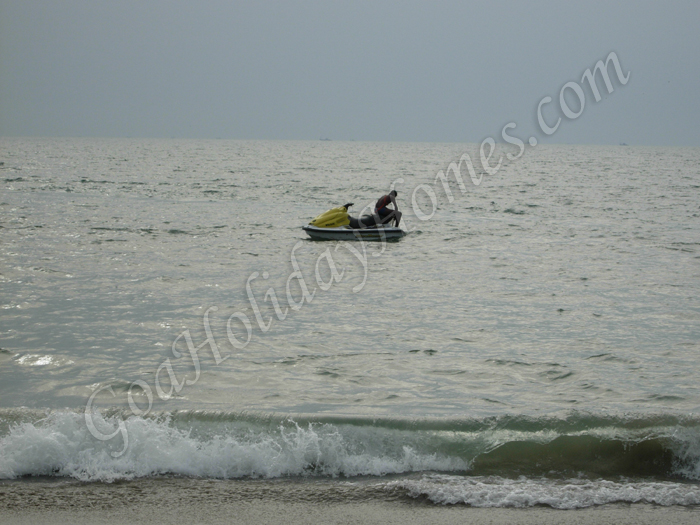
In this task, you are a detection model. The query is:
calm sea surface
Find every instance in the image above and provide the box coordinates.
[1,138,699,508]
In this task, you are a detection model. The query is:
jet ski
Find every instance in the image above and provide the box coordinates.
[302,203,406,241]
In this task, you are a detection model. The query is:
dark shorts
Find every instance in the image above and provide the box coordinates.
[376,207,395,224]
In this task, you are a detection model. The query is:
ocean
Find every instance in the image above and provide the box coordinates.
[1,137,699,510]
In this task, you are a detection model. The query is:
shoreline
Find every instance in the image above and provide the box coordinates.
[1,478,699,525]
[3,500,700,525]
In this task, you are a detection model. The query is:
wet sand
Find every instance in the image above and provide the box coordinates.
[1,478,699,525]
[4,500,700,525]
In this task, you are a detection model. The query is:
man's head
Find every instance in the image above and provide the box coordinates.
[390,190,398,198]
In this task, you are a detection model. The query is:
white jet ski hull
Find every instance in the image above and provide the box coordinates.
[302,225,406,241]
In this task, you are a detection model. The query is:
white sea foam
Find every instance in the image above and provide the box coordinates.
[669,426,700,481]
[385,474,700,508]
[0,411,468,482]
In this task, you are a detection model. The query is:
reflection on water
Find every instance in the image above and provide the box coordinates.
[0,138,698,419]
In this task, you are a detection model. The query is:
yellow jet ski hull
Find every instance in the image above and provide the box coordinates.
[308,206,351,228]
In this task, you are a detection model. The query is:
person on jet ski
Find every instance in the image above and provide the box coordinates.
[375,190,402,227]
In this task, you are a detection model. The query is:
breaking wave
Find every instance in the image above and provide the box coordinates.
[1,409,699,495]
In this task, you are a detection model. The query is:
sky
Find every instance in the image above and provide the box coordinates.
[0,0,698,145]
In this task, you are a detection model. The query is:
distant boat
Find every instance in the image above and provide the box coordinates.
[320,138,332,141]
[620,142,628,146]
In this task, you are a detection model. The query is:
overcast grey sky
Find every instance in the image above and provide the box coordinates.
[1,1,698,145]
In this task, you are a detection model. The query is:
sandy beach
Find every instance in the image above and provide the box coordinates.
[5,502,700,525]
[2,478,699,525]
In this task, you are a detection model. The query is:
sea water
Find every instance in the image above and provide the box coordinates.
[1,138,699,508]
